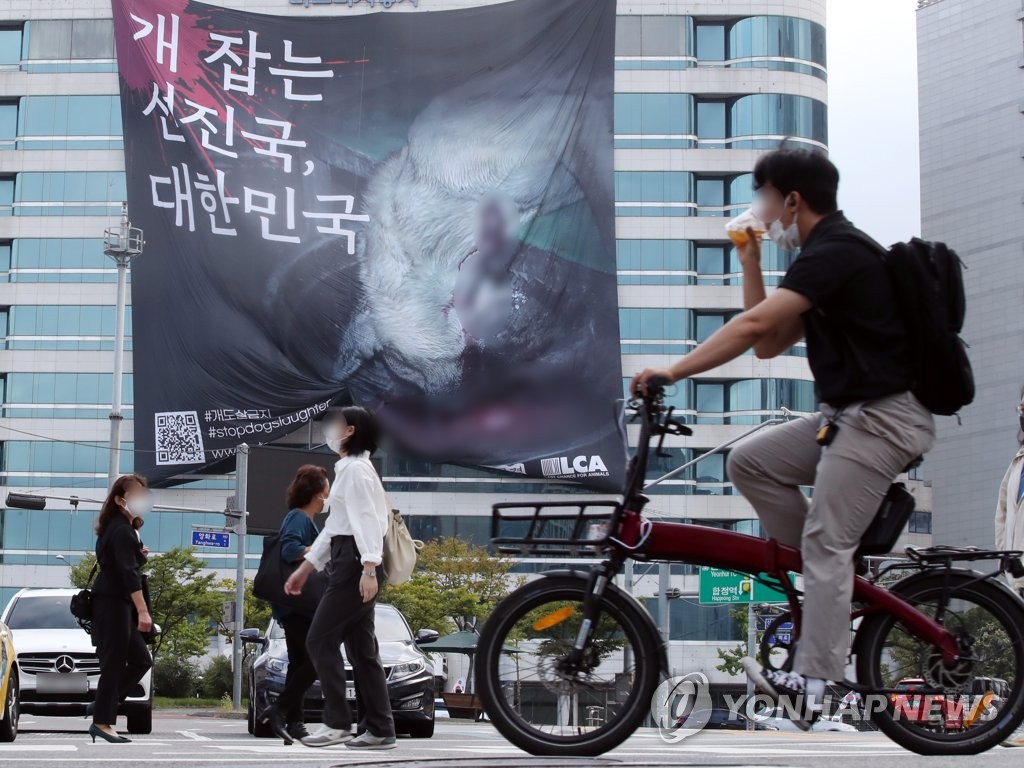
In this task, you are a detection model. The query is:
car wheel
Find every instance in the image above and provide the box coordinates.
[126,706,152,735]
[407,718,435,739]
[247,699,255,735]
[0,671,18,742]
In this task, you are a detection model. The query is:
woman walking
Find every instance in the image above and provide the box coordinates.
[997,386,1024,749]
[90,474,154,744]
[260,464,329,744]
[284,407,396,750]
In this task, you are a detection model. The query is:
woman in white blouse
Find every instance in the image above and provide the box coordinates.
[285,406,395,750]
[995,388,1024,596]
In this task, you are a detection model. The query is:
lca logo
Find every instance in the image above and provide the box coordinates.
[540,455,608,477]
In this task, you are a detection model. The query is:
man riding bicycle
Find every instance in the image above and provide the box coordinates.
[632,149,936,728]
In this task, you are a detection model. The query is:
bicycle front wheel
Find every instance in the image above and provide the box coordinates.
[856,571,1024,755]
[474,574,662,756]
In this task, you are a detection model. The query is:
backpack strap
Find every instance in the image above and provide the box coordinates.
[85,561,99,588]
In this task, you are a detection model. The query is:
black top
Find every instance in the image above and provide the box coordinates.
[92,513,146,601]
[779,211,913,408]
[272,509,320,621]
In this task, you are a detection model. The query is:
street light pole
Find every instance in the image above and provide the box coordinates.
[103,204,144,490]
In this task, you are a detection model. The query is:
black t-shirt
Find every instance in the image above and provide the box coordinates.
[779,211,913,408]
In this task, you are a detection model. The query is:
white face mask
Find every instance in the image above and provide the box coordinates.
[767,205,801,251]
[125,494,153,518]
[324,424,344,454]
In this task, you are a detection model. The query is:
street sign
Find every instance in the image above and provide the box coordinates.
[192,529,231,548]
[698,567,793,605]
[766,621,793,645]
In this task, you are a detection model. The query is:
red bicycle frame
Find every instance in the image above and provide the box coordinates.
[614,507,962,664]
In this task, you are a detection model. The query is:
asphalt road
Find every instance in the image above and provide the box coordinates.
[3,713,1024,768]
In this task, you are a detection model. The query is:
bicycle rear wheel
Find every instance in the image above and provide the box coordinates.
[855,571,1024,755]
[474,574,662,756]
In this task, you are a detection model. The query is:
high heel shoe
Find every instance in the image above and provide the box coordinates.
[89,723,131,743]
[260,704,293,744]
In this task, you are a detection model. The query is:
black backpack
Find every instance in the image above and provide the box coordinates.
[848,233,974,416]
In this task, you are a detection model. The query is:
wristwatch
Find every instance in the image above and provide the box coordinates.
[361,569,376,578]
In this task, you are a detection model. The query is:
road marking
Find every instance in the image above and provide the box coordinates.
[176,730,212,741]
[0,745,78,752]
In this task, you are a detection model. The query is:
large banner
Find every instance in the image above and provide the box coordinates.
[112,0,625,490]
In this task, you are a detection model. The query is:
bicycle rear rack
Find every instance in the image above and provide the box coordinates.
[490,501,620,557]
[906,546,1024,576]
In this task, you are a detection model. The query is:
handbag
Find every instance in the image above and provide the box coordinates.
[253,532,326,618]
[69,562,99,634]
[381,507,423,586]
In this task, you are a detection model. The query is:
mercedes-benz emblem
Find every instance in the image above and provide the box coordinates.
[54,655,75,673]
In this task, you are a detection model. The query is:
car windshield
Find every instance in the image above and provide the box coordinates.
[6,595,81,630]
[268,606,412,642]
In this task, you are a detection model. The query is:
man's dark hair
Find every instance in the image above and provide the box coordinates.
[753,148,839,215]
[338,405,381,457]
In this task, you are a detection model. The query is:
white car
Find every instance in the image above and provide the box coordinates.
[0,589,154,734]
[757,707,859,733]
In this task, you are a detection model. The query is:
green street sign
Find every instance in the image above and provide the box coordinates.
[698,566,793,605]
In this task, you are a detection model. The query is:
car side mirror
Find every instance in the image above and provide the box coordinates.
[416,629,439,644]
[240,628,264,645]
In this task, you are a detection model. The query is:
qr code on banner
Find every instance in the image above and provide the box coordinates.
[155,411,207,466]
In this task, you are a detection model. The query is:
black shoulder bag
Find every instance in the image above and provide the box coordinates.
[69,562,99,634]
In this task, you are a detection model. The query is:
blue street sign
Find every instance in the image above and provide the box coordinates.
[766,621,793,646]
[192,530,231,548]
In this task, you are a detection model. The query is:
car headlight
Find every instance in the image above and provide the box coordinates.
[266,659,288,674]
[389,661,426,681]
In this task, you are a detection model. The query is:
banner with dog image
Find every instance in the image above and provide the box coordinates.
[113,0,623,489]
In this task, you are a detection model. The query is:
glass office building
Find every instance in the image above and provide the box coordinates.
[0,0,925,686]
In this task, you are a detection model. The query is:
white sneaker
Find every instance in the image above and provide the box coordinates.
[300,726,353,748]
[1002,725,1024,747]
[346,732,397,750]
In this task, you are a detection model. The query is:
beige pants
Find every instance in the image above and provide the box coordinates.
[727,390,936,681]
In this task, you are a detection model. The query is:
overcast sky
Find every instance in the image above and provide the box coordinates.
[825,0,920,245]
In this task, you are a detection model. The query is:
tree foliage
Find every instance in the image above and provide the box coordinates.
[381,537,520,634]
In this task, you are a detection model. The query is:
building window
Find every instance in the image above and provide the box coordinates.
[696,24,725,61]
[730,94,828,148]
[26,19,114,60]
[18,96,122,149]
[695,174,752,217]
[617,240,694,286]
[0,176,12,216]
[615,15,693,57]
[909,510,932,535]
[695,244,739,285]
[695,312,739,343]
[619,308,692,341]
[13,172,127,216]
[6,373,132,405]
[615,172,694,217]
[0,101,16,147]
[697,101,726,141]
[729,16,827,67]
[9,239,116,283]
[0,26,22,67]
[614,94,694,148]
